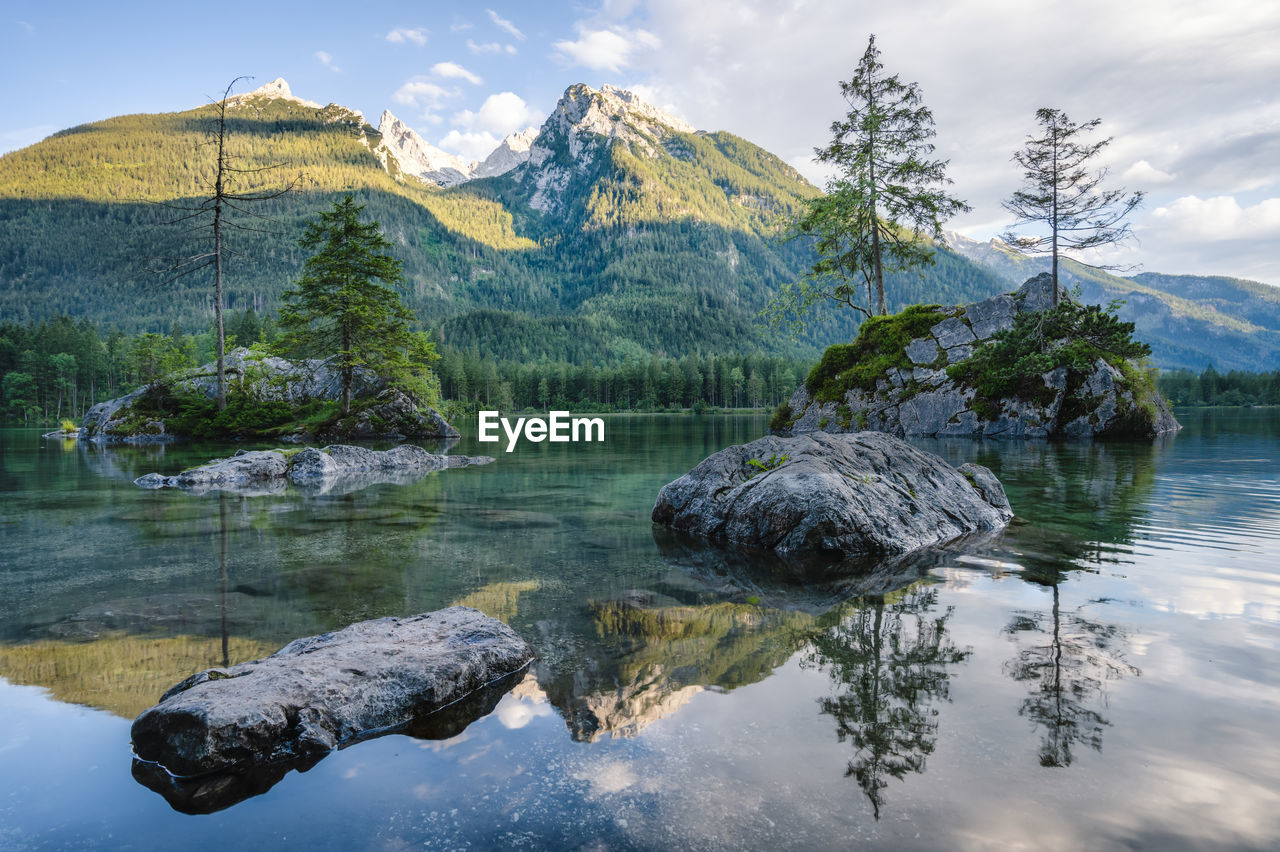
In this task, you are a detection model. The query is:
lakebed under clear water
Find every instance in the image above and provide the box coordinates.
[1,410,1278,850]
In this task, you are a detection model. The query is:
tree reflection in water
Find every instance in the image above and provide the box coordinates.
[804,585,969,819]
[1004,577,1139,768]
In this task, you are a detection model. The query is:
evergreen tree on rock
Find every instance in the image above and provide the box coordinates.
[277,195,437,415]
[766,34,968,331]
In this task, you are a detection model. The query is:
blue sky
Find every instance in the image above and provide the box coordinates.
[2,0,1279,284]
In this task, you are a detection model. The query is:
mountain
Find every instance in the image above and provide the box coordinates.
[377,109,536,186]
[942,232,1280,371]
[0,79,1006,363]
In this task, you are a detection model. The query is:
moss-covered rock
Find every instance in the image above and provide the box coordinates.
[82,348,455,444]
[780,274,1180,440]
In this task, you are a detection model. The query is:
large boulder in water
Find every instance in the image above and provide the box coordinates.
[130,607,535,778]
[652,431,1012,558]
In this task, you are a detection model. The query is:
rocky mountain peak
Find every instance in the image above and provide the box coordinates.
[377,110,473,187]
[517,83,697,213]
[237,77,322,109]
[473,126,540,179]
[546,83,694,144]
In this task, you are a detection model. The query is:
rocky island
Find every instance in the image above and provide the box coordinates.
[82,348,458,445]
[776,274,1181,440]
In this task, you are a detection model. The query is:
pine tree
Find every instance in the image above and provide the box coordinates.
[276,195,438,415]
[766,34,968,332]
[1001,108,1144,306]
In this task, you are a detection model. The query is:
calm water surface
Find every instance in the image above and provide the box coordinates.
[1,410,1278,850]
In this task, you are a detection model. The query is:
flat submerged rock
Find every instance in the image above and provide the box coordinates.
[652,431,1012,558]
[130,607,535,778]
[134,444,493,494]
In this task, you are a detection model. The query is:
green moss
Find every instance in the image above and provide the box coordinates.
[805,304,949,403]
[818,416,830,428]
[1057,372,1094,425]
[949,298,1153,423]
[855,410,868,430]
[768,401,794,432]
[836,403,852,430]
[971,396,1003,422]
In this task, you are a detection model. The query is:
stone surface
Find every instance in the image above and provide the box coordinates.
[930,316,977,349]
[135,444,493,494]
[905,338,941,365]
[652,431,1013,558]
[131,607,535,777]
[782,274,1180,441]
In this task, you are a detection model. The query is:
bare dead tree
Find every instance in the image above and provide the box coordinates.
[152,77,301,409]
[1001,108,1144,307]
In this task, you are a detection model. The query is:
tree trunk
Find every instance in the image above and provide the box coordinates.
[341,324,353,416]
[213,102,228,411]
[1050,123,1060,308]
[872,225,886,316]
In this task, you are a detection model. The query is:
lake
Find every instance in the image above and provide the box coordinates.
[1,409,1278,850]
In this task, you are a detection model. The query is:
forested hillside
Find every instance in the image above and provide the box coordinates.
[0,81,1007,365]
[943,232,1280,371]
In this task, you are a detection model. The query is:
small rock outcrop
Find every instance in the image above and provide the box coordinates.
[780,275,1180,440]
[318,389,459,441]
[131,607,535,778]
[652,431,1012,558]
[82,348,457,444]
[135,444,492,494]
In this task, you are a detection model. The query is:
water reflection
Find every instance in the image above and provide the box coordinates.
[1003,578,1140,768]
[803,584,970,819]
[1,411,1277,847]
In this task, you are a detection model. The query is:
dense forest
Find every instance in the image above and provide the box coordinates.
[3,314,1276,425]
[1157,368,1280,407]
[0,315,810,423]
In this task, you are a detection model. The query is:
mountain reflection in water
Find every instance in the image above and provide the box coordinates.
[0,410,1276,848]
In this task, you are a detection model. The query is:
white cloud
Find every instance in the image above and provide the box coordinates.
[553,27,660,72]
[1123,160,1176,183]
[607,0,1280,282]
[438,129,502,161]
[486,9,526,41]
[1150,195,1280,241]
[385,27,428,46]
[467,38,517,55]
[314,50,340,72]
[431,61,482,85]
[392,79,456,122]
[451,92,540,136]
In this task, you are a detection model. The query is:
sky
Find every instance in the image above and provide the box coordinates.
[2,0,1278,284]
